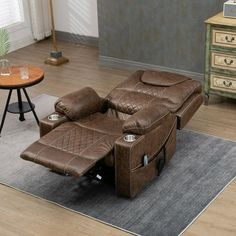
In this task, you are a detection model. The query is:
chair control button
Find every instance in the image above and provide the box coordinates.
[143,155,149,166]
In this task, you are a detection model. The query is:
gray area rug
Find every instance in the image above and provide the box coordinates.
[0,94,236,236]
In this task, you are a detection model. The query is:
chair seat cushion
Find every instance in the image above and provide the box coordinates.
[76,112,123,135]
[21,114,123,177]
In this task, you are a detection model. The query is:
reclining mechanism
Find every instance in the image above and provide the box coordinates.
[21,70,203,198]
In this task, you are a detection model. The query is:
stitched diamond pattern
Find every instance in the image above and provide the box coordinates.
[49,125,104,155]
[116,92,153,115]
[118,100,144,115]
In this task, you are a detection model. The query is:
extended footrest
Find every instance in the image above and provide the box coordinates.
[21,121,120,177]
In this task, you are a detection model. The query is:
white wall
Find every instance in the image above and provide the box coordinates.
[53,0,99,37]
[7,0,34,52]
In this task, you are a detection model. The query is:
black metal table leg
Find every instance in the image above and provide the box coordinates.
[0,90,12,137]
[17,89,25,121]
[22,88,39,125]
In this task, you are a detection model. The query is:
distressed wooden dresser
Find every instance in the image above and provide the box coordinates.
[205,12,236,105]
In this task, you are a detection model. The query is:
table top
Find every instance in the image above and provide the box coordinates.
[205,12,236,27]
[0,66,44,89]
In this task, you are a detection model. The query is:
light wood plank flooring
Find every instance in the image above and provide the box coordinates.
[0,40,235,236]
[0,184,132,236]
[183,179,236,236]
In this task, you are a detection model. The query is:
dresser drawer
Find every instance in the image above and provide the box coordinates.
[212,29,236,48]
[210,74,236,93]
[211,52,236,71]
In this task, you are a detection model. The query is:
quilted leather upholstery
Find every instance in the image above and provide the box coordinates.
[106,70,203,127]
[21,115,122,177]
[107,90,155,115]
[21,70,203,190]
[55,87,105,121]
[123,103,169,135]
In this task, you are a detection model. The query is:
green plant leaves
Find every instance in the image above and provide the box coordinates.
[0,28,10,57]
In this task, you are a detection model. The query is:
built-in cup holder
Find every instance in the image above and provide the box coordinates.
[123,134,137,143]
[48,113,62,121]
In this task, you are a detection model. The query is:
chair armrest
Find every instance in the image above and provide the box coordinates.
[55,87,105,121]
[115,112,176,198]
[40,112,69,137]
[122,104,169,135]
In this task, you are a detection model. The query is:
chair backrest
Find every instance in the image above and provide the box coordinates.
[105,70,201,120]
[105,71,158,120]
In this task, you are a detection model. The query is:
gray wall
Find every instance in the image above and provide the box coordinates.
[98,0,224,75]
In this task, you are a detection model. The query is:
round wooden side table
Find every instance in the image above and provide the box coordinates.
[0,66,44,136]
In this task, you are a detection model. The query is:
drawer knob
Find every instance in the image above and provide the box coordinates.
[223,80,233,87]
[224,58,234,65]
[225,36,235,43]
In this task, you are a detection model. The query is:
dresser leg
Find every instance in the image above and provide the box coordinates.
[204,93,209,106]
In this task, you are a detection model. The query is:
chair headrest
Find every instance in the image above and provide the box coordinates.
[141,70,189,87]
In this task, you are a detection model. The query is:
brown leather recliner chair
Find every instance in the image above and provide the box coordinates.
[21,70,203,198]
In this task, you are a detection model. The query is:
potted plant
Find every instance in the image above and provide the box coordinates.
[0,28,11,76]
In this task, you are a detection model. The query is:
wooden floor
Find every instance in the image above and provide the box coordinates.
[0,184,132,236]
[0,40,235,235]
[183,179,236,236]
